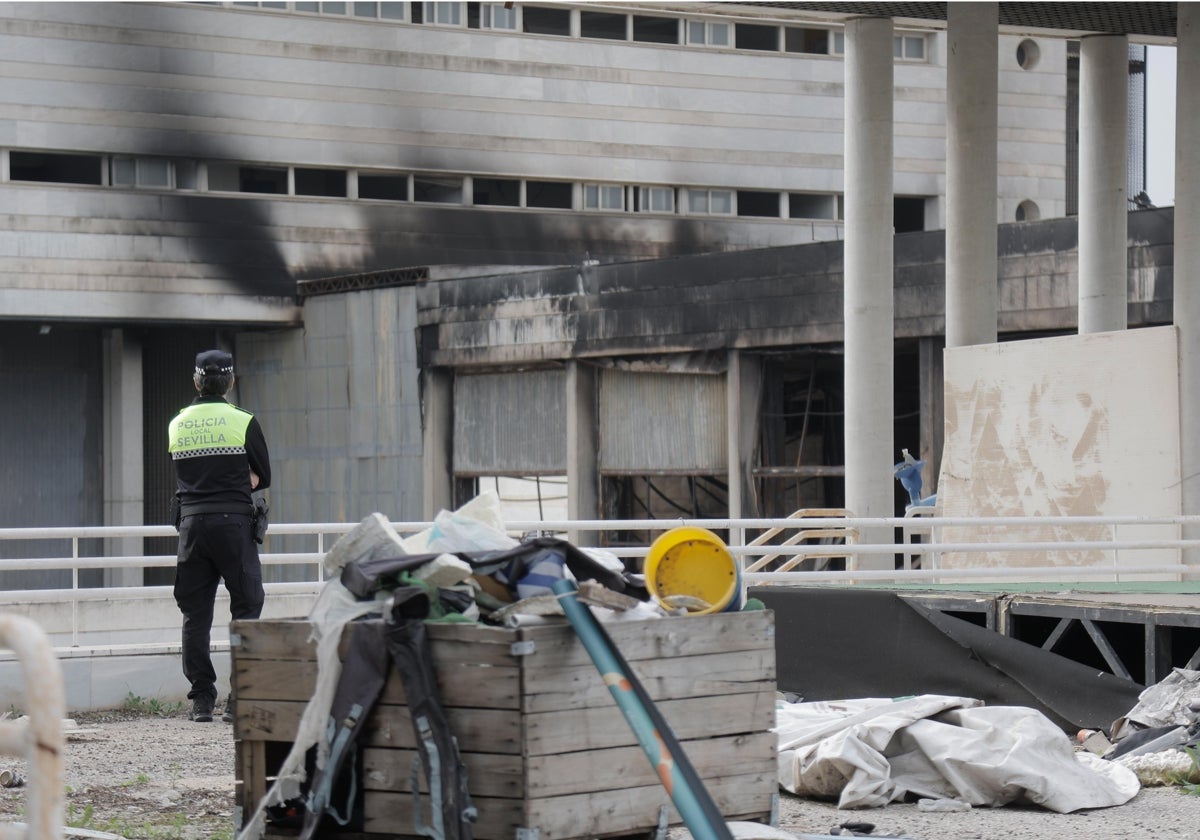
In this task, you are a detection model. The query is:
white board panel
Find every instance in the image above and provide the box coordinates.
[938,326,1180,577]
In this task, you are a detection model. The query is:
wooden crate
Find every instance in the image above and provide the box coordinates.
[231,609,778,840]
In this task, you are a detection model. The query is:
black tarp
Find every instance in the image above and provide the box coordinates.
[752,587,1144,734]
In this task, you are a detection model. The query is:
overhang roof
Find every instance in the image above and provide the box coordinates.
[731,2,1178,42]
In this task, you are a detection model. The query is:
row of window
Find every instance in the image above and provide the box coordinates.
[4,149,860,221]
[197,1,931,61]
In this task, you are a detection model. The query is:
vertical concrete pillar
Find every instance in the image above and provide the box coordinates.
[566,360,599,546]
[421,367,454,520]
[102,329,143,587]
[725,350,762,547]
[843,16,895,567]
[1176,5,1200,568]
[918,336,945,497]
[945,3,999,348]
[1079,34,1130,334]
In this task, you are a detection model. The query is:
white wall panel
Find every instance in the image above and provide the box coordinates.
[939,327,1181,577]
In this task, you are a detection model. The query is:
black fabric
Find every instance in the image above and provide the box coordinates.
[753,587,1144,734]
[299,620,391,840]
[385,594,476,840]
[174,512,263,702]
[297,589,475,840]
[341,537,647,603]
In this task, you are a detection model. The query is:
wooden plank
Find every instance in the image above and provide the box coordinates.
[520,649,776,714]
[522,772,775,840]
[237,699,524,754]
[378,663,521,709]
[363,792,522,839]
[232,619,319,661]
[237,699,310,741]
[366,703,524,754]
[518,611,775,668]
[235,739,267,816]
[363,748,524,798]
[524,689,777,756]
[233,619,517,667]
[235,658,321,702]
[526,732,775,799]
[235,655,520,709]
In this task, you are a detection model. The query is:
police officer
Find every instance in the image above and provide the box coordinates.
[169,349,271,723]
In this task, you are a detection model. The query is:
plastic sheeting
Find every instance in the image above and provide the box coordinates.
[754,587,1144,733]
[777,695,1140,812]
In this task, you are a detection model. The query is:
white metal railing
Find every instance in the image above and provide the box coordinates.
[2,514,1200,652]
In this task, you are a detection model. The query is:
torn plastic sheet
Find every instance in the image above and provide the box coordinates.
[777,695,1140,812]
[1111,667,1200,740]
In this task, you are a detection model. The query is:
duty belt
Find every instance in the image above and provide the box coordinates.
[180,501,255,518]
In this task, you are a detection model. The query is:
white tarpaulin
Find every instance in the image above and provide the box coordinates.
[777,695,1139,812]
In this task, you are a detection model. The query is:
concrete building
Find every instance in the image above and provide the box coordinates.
[0,2,1184,583]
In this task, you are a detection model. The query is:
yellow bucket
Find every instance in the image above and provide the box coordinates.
[644,526,741,616]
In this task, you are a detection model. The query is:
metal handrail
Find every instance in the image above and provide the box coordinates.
[0,508,1195,648]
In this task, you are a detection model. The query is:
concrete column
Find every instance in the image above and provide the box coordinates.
[725,351,762,546]
[102,329,143,587]
[843,16,895,567]
[945,3,998,348]
[1078,34,1130,334]
[918,336,945,497]
[421,367,454,519]
[1176,5,1200,569]
[565,361,599,546]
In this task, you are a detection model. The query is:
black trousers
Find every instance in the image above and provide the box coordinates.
[174,512,264,702]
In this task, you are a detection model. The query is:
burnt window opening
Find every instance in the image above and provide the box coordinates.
[413,174,463,204]
[893,196,926,233]
[756,357,847,520]
[785,27,829,55]
[359,173,408,201]
[240,167,287,194]
[789,193,836,220]
[295,167,347,197]
[633,15,678,44]
[522,6,570,36]
[525,180,572,209]
[473,177,521,206]
[735,22,778,52]
[207,163,287,194]
[581,11,626,41]
[10,152,103,186]
[736,189,779,218]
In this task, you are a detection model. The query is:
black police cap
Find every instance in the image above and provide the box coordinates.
[195,349,234,376]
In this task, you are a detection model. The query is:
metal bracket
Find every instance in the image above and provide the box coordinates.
[510,641,536,657]
[770,792,780,827]
[229,632,242,648]
[516,827,540,840]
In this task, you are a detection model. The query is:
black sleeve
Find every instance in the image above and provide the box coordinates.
[246,416,272,491]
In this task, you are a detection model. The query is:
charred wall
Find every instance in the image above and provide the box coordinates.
[419,208,1176,368]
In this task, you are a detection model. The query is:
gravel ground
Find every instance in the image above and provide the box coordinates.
[3,710,1200,840]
